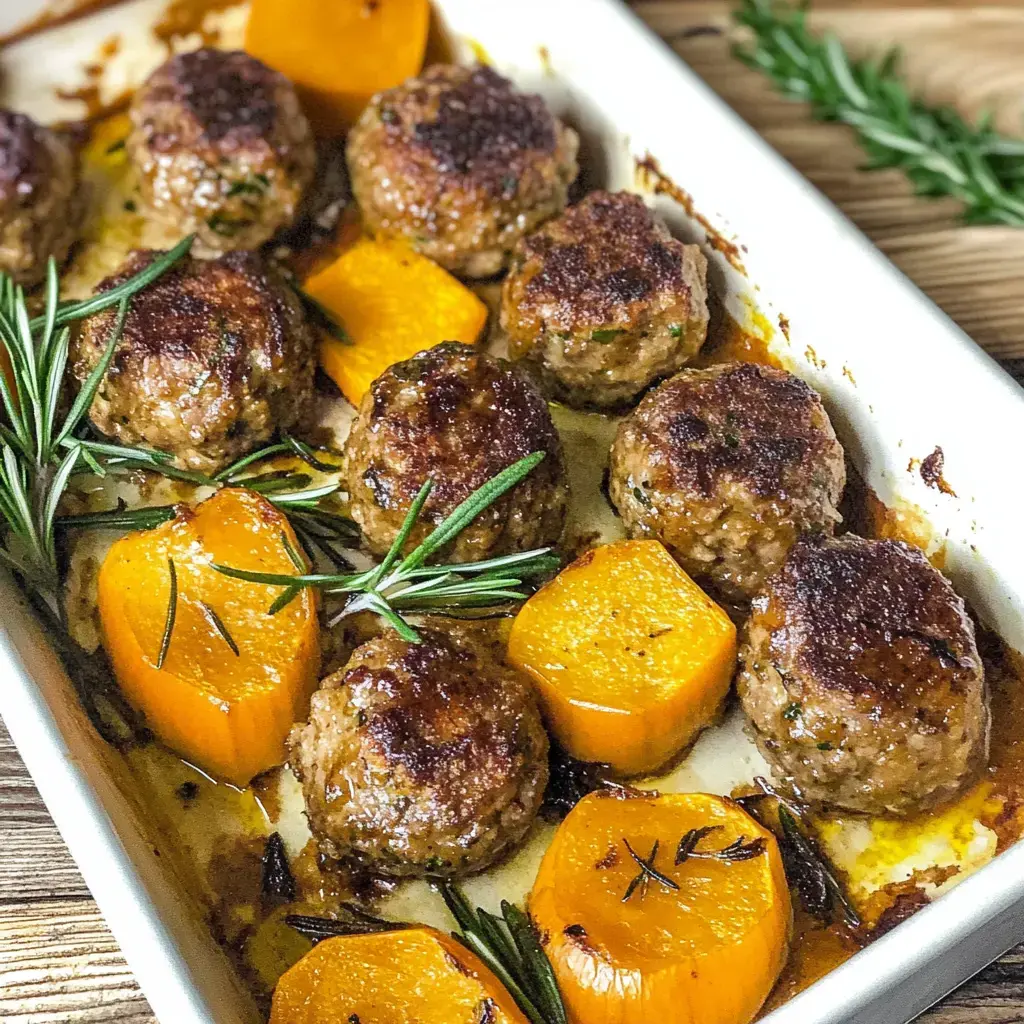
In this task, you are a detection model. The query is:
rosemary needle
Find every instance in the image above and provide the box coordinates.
[733,0,1024,226]
[156,558,178,670]
[200,601,239,657]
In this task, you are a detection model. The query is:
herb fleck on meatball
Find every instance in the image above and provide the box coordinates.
[127,48,315,256]
[288,624,550,878]
[737,533,988,816]
[501,190,709,408]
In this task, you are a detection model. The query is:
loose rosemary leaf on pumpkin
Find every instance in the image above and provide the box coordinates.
[441,884,568,1024]
[732,0,1024,226]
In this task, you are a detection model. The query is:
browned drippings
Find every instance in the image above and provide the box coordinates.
[153,0,240,50]
[635,152,746,273]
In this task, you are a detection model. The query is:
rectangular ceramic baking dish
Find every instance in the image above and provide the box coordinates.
[3,1,1024,1021]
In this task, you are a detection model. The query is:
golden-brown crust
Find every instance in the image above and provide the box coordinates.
[609,361,845,602]
[737,533,989,815]
[346,64,578,277]
[127,48,314,255]
[510,190,689,330]
[764,533,981,704]
[71,249,316,473]
[500,190,709,407]
[343,342,569,560]
[287,624,549,877]
[631,362,840,499]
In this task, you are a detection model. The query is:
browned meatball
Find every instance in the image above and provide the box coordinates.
[609,361,845,604]
[346,64,578,278]
[127,49,315,256]
[737,534,988,816]
[343,342,569,561]
[288,624,549,877]
[0,110,81,286]
[71,249,316,474]
[501,190,709,408]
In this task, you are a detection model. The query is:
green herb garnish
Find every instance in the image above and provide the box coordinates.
[200,600,239,657]
[226,173,270,198]
[441,884,568,1024]
[668,323,683,339]
[590,328,623,343]
[733,0,1024,226]
[621,838,679,903]
[214,452,559,641]
[0,236,194,619]
[156,558,178,670]
[782,701,803,720]
[293,286,350,344]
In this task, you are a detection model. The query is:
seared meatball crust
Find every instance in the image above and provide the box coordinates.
[0,110,82,287]
[609,361,845,604]
[127,48,315,256]
[738,534,989,817]
[71,249,316,474]
[501,190,709,408]
[346,64,579,278]
[288,624,549,877]
[343,342,569,561]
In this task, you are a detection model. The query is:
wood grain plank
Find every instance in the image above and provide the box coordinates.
[0,899,154,1024]
[631,1,1024,376]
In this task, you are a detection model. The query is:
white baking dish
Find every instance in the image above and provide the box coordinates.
[3,1,1024,1021]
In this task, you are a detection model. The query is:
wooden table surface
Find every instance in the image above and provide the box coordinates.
[4,1,1024,1021]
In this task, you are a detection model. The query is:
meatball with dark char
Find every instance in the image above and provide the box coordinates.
[501,190,709,408]
[737,533,988,816]
[127,48,315,256]
[343,342,569,561]
[70,249,316,474]
[288,624,549,877]
[609,361,845,604]
[346,64,578,278]
[0,110,81,286]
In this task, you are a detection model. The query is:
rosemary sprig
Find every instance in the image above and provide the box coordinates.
[57,502,178,532]
[293,286,350,344]
[441,884,567,1024]
[733,0,1024,225]
[0,238,194,618]
[621,839,679,903]
[675,826,767,864]
[214,451,559,642]
[57,434,356,550]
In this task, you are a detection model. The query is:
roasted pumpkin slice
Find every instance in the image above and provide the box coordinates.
[97,487,320,786]
[270,926,530,1023]
[530,790,791,1024]
[508,539,737,775]
[306,236,488,406]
